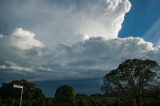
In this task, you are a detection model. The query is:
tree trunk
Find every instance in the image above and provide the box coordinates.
[133,96,140,106]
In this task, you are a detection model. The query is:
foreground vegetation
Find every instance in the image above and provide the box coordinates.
[0,59,160,106]
[0,94,160,106]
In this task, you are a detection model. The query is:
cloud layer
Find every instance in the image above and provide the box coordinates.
[0,0,159,82]
[0,32,160,81]
[0,61,33,73]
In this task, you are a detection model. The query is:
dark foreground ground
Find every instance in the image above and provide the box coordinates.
[0,96,160,106]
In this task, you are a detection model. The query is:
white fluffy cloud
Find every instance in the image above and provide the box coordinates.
[4,0,131,46]
[10,28,44,50]
[77,0,131,39]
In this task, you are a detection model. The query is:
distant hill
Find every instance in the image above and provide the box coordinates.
[34,77,102,97]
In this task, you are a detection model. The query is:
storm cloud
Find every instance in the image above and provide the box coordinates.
[0,34,160,81]
[0,0,159,82]
[0,0,131,46]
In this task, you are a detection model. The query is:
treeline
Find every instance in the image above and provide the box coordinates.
[0,59,160,106]
[0,84,160,106]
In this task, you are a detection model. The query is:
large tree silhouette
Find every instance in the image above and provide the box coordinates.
[103,59,160,106]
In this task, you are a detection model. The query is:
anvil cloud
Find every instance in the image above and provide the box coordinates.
[0,0,160,81]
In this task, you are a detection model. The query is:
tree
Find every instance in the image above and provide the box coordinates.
[55,85,75,105]
[103,59,160,106]
[0,79,44,99]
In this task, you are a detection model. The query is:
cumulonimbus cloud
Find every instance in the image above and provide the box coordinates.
[0,0,131,46]
[0,0,159,81]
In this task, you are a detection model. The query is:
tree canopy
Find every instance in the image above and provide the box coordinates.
[55,85,75,104]
[0,79,44,99]
[103,59,160,106]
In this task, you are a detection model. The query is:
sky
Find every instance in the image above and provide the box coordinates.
[119,0,160,42]
[0,0,160,83]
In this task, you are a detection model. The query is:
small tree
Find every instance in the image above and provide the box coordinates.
[55,85,75,105]
[103,59,160,106]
